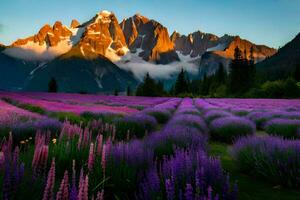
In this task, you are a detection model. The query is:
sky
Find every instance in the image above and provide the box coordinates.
[0,0,299,48]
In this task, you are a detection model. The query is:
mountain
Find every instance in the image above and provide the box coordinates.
[0,43,5,52]
[0,53,37,91]
[1,11,139,93]
[256,33,300,80]
[171,31,276,61]
[24,46,138,93]
[120,14,179,64]
[197,36,277,77]
[0,10,279,93]
[4,21,76,61]
[171,31,224,57]
[76,11,129,62]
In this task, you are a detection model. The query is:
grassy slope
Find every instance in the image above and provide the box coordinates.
[209,142,300,200]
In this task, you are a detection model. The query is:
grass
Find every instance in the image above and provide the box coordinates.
[209,142,300,200]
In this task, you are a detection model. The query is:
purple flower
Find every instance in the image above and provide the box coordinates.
[210,116,255,143]
[264,118,300,138]
[184,184,194,200]
[204,109,233,123]
[233,136,300,188]
[42,159,55,200]
[165,178,175,200]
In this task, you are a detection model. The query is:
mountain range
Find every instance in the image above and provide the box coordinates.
[1,10,295,93]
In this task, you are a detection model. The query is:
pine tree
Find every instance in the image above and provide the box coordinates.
[200,73,210,95]
[126,86,132,96]
[294,64,300,81]
[156,81,165,96]
[229,46,256,94]
[250,46,255,63]
[48,77,58,93]
[234,46,243,60]
[216,63,226,84]
[136,73,165,96]
[114,88,119,96]
[229,47,243,94]
[175,69,188,95]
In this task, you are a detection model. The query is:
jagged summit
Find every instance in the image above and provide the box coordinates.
[120,14,179,64]
[3,10,276,65]
[70,19,80,29]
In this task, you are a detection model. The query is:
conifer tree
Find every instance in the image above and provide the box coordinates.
[136,73,166,96]
[200,73,210,95]
[126,86,132,96]
[175,69,188,95]
[229,46,256,94]
[48,77,58,93]
[216,63,227,84]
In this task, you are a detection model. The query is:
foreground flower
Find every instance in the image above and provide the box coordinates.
[56,170,69,200]
[43,159,56,200]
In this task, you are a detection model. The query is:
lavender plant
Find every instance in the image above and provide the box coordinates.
[233,136,300,188]
[138,149,237,200]
[264,118,300,138]
[210,117,255,143]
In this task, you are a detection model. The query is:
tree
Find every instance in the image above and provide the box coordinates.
[48,77,58,93]
[294,65,300,82]
[136,73,166,96]
[234,46,243,60]
[114,88,119,96]
[199,74,210,96]
[249,46,255,62]
[156,81,165,96]
[216,63,227,84]
[228,46,255,94]
[175,69,188,95]
[126,86,132,96]
[283,78,300,98]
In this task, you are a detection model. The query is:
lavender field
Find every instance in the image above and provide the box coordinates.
[0,92,300,200]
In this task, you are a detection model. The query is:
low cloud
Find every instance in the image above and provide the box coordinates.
[116,53,200,81]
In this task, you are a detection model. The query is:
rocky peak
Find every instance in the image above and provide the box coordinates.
[77,10,129,61]
[172,30,221,57]
[12,21,72,47]
[121,14,179,64]
[70,19,80,28]
[120,14,150,48]
[213,36,277,62]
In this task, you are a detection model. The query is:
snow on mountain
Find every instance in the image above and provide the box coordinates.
[116,49,199,80]
[206,43,227,52]
[3,22,84,61]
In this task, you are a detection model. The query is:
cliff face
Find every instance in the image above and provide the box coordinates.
[12,21,73,48]
[171,31,222,57]
[172,32,276,61]
[77,11,129,61]
[212,36,277,62]
[121,14,179,64]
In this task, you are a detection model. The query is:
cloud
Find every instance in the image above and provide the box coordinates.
[116,52,200,81]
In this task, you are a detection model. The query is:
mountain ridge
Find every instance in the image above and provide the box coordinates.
[256,33,300,80]
[0,10,281,93]
[2,10,276,65]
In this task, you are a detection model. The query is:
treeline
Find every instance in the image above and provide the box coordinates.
[136,46,300,98]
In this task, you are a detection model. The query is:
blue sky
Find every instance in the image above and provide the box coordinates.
[0,0,299,48]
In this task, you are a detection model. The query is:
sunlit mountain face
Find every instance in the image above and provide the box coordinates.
[0,10,279,92]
